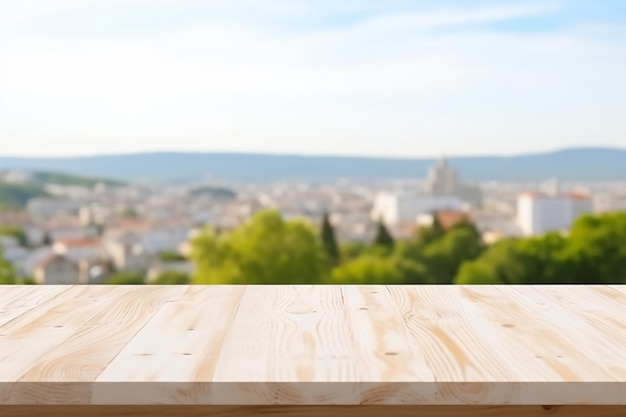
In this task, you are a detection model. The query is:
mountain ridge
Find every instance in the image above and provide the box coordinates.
[1,147,625,182]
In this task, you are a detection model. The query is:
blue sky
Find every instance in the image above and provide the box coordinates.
[1,0,625,157]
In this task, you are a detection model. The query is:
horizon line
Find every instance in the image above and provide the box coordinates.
[1,145,624,160]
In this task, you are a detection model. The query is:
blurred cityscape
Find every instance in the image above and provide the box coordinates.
[1,156,625,285]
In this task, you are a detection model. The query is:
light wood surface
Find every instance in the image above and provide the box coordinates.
[0,285,624,406]
[1,405,626,417]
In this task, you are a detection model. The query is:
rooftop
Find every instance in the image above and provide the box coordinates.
[54,237,101,247]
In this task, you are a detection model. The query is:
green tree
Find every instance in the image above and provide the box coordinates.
[515,232,572,283]
[0,249,15,284]
[454,238,523,284]
[0,225,27,246]
[18,276,38,285]
[393,240,421,260]
[331,255,431,284]
[423,223,485,284]
[372,218,394,251]
[331,256,405,284]
[454,233,570,285]
[414,218,445,249]
[392,256,433,284]
[153,271,190,285]
[105,271,145,285]
[339,242,366,262]
[122,207,139,218]
[191,210,330,284]
[563,212,626,284]
[158,251,187,262]
[320,212,340,265]
[362,243,395,258]
[0,182,49,211]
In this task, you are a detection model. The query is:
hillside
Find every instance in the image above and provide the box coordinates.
[0,182,50,211]
[1,147,625,182]
[0,170,124,187]
[31,171,124,187]
[0,170,123,211]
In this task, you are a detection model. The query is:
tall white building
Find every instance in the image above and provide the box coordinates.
[371,193,462,225]
[426,157,459,195]
[516,192,593,236]
[425,156,482,208]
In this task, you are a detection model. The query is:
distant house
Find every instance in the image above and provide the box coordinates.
[142,227,190,254]
[105,232,152,272]
[433,210,473,231]
[516,191,593,236]
[53,237,107,262]
[417,210,473,232]
[371,192,463,226]
[49,226,99,243]
[24,226,46,247]
[34,254,82,285]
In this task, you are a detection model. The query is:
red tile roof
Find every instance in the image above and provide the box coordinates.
[434,210,473,231]
[55,237,101,247]
[569,192,590,200]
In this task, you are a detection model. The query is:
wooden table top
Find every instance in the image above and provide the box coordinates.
[0,285,625,406]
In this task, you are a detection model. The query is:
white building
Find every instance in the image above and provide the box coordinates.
[516,192,593,236]
[34,254,83,285]
[141,228,191,254]
[105,232,151,272]
[50,226,99,242]
[425,156,483,208]
[371,193,462,225]
[53,237,106,263]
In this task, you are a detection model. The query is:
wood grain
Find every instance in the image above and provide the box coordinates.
[340,285,435,404]
[0,286,133,403]
[0,285,624,408]
[12,285,184,404]
[460,285,624,403]
[0,405,625,417]
[497,286,626,383]
[608,285,626,296]
[0,286,72,327]
[388,285,533,404]
[210,285,359,404]
[93,286,245,404]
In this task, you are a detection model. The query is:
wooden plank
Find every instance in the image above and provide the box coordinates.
[497,285,626,383]
[456,285,624,404]
[1,405,625,417]
[92,285,246,404]
[533,286,626,343]
[608,285,626,296]
[0,286,38,305]
[387,285,534,404]
[587,285,626,310]
[0,286,72,327]
[10,285,185,404]
[209,285,359,405]
[0,286,131,402]
[386,285,624,405]
[340,285,436,381]
[339,285,436,403]
[0,285,624,408]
